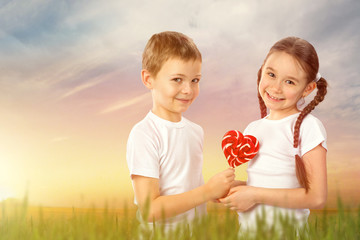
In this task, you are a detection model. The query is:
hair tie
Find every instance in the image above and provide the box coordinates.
[292,147,300,156]
[314,72,321,82]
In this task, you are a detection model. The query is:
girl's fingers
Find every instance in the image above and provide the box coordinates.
[219,196,233,209]
[228,186,240,195]
[219,196,230,205]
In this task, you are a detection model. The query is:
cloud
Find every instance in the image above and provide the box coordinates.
[60,79,103,99]
[1,0,359,208]
[1,0,359,120]
[100,92,151,114]
[0,0,141,87]
[59,68,121,99]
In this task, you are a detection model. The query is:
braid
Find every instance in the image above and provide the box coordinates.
[258,37,328,193]
[257,68,267,118]
[294,77,328,191]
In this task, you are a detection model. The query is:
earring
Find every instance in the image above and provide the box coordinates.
[298,97,305,107]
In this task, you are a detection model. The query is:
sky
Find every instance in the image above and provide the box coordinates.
[0,0,359,208]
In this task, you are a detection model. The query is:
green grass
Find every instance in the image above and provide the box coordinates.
[0,198,359,240]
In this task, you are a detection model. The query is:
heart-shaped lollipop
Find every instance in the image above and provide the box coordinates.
[222,130,260,168]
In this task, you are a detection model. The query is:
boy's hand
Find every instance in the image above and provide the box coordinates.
[205,168,235,200]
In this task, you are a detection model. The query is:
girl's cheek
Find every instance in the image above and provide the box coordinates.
[259,80,266,93]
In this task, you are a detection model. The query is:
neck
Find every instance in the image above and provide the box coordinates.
[267,109,300,120]
[151,108,182,122]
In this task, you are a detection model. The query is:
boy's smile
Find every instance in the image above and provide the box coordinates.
[143,58,202,122]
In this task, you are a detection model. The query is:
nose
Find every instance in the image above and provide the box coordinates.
[271,79,282,92]
[181,82,193,94]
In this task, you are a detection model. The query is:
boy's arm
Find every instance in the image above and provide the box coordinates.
[221,145,327,211]
[133,168,235,222]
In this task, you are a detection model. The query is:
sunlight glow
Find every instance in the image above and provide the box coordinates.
[0,187,12,201]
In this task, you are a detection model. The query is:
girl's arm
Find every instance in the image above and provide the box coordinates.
[132,168,235,221]
[232,180,246,188]
[220,145,327,211]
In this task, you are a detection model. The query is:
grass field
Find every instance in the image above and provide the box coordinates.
[0,197,359,239]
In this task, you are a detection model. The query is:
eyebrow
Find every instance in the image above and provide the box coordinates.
[265,67,275,72]
[170,73,202,78]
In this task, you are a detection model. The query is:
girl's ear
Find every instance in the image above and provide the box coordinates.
[141,69,154,89]
[303,82,316,97]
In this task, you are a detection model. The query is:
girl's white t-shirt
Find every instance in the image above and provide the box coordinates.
[126,111,206,225]
[239,113,327,230]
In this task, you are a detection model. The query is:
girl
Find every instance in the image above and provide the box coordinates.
[220,37,328,231]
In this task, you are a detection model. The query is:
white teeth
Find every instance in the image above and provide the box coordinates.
[267,92,282,100]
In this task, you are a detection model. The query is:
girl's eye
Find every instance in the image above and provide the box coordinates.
[173,78,182,82]
[285,80,295,85]
[192,78,200,83]
[268,72,275,78]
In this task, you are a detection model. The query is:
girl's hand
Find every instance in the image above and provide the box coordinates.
[231,180,246,188]
[213,180,246,203]
[219,185,257,212]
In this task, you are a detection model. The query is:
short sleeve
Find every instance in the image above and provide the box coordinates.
[300,116,327,156]
[243,120,257,135]
[126,127,160,179]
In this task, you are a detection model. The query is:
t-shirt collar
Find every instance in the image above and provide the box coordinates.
[148,111,186,128]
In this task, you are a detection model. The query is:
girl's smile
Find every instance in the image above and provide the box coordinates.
[265,91,285,101]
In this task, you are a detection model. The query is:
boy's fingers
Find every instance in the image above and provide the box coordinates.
[225,173,234,178]
[224,168,235,176]
[224,167,234,172]
[227,177,235,184]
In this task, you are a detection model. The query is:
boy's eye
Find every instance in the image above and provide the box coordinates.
[173,78,182,82]
[192,78,200,83]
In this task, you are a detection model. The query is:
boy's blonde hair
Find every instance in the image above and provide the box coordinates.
[142,31,202,77]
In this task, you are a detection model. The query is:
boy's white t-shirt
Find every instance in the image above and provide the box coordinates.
[126,111,206,224]
[239,113,327,230]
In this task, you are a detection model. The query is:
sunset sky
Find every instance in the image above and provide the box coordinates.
[0,0,359,208]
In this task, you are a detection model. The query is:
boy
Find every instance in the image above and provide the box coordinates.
[126,31,235,227]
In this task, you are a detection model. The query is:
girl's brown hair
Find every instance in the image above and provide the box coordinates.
[257,37,328,192]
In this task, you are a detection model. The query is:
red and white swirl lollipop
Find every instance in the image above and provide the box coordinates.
[222,130,260,168]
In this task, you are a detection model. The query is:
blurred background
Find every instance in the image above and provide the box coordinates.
[0,0,359,209]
